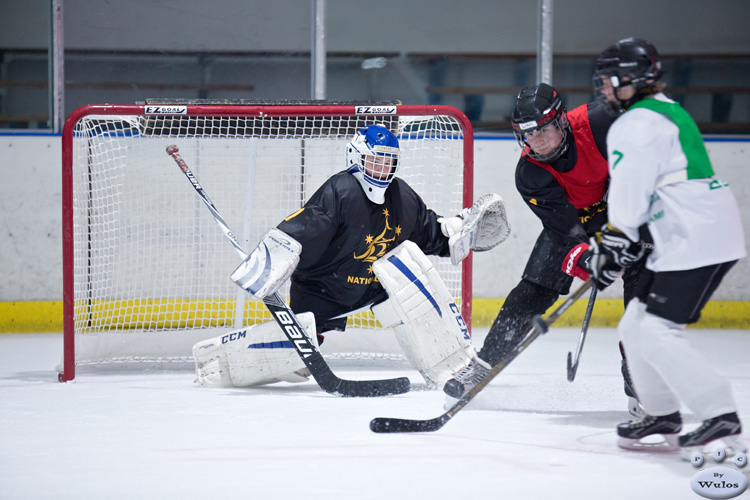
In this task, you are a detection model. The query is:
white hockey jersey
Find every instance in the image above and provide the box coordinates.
[605,94,746,272]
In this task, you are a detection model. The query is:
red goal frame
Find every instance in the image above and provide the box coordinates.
[60,103,474,382]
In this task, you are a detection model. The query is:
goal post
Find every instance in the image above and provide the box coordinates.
[60,101,474,382]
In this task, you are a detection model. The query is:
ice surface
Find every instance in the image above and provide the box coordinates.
[1,328,748,499]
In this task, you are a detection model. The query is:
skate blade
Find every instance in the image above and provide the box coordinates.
[618,433,679,451]
[679,435,748,461]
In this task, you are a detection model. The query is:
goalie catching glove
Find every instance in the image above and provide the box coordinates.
[438,193,511,266]
[231,228,301,300]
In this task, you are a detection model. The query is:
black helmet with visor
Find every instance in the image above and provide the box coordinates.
[593,37,663,112]
[511,83,570,162]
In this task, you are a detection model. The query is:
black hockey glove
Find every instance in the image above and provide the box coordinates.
[599,223,645,268]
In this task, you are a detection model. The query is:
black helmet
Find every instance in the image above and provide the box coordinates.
[593,37,663,111]
[511,83,569,162]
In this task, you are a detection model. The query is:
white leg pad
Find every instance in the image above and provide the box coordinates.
[192,312,317,387]
[372,241,475,386]
[192,336,233,387]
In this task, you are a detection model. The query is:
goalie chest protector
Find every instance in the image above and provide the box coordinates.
[525,105,609,209]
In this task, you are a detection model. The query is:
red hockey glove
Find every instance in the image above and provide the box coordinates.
[563,243,593,282]
[563,239,624,290]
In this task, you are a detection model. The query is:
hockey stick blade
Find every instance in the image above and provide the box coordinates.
[566,351,576,382]
[370,279,594,433]
[371,414,449,433]
[168,145,410,398]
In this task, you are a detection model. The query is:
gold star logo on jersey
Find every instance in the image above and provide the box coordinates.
[353,208,397,263]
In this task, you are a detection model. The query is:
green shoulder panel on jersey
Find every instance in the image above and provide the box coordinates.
[629,98,714,180]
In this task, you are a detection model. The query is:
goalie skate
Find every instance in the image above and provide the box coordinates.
[442,357,491,399]
[616,411,682,450]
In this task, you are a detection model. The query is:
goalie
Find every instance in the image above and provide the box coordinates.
[193,124,510,388]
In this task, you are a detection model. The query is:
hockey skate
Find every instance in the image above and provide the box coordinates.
[616,411,682,450]
[442,357,491,399]
[678,412,746,460]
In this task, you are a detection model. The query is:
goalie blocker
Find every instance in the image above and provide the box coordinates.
[372,241,476,386]
[230,228,301,300]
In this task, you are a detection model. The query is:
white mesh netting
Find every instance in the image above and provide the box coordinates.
[66,108,469,370]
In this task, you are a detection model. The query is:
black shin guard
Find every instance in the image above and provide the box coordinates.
[478,280,559,366]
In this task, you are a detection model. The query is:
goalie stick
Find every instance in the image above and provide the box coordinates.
[166,145,410,397]
[370,278,594,432]
[566,286,597,382]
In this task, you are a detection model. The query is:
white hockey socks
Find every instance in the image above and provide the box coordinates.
[619,301,737,420]
[372,241,475,386]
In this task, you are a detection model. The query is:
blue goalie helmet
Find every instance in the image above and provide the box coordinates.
[346,124,400,204]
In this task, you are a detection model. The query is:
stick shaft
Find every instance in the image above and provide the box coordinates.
[567,286,598,382]
[371,279,594,432]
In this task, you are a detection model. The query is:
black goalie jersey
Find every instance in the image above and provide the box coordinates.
[277,171,450,333]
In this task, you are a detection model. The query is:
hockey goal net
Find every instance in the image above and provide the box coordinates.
[60,101,474,381]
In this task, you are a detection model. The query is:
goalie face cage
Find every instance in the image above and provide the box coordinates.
[60,103,474,382]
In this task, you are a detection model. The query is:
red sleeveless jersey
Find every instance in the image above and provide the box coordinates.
[525,105,609,209]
